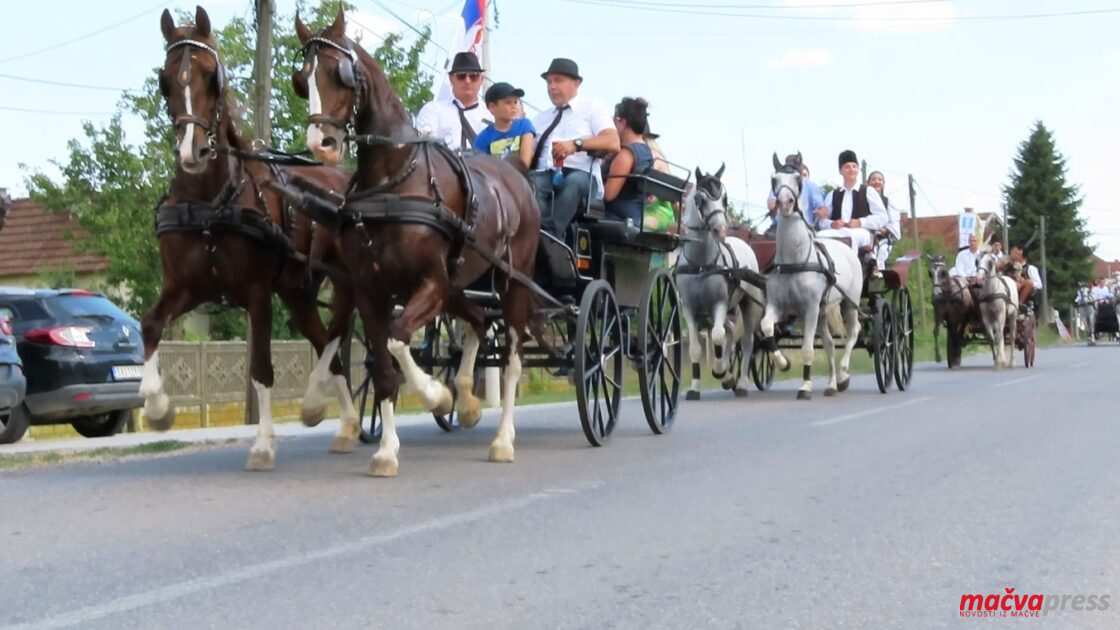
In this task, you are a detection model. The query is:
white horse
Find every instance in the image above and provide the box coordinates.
[759,154,863,399]
[1075,284,1097,344]
[676,166,764,398]
[976,249,1018,368]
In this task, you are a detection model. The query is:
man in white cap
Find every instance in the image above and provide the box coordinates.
[415,52,488,152]
[815,149,889,265]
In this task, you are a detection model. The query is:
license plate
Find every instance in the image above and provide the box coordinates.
[112,365,144,381]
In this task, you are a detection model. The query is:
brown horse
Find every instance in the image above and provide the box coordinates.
[142,7,360,470]
[292,10,541,476]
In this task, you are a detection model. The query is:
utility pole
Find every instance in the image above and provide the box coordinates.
[909,174,926,329]
[860,159,867,185]
[245,0,273,425]
[252,0,274,145]
[1039,215,1050,325]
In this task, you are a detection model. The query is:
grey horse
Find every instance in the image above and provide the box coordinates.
[759,154,863,399]
[928,254,977,368]
[676,166,764,398]
[976,248,1018,368]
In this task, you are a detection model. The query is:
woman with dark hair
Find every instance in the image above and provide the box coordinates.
[603,97,659,227]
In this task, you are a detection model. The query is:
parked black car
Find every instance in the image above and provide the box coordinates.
[0,288,143,443]
[0,313,27,443]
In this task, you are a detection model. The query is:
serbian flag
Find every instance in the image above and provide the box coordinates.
[433,0,487,102]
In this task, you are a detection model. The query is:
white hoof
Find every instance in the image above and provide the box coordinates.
[488,440,515,463]
[245,448,275,472]
[775,352,791,371]
[457,393,483,428]
[431,384,454,417]
[824,387,837,397]
[144,393,173,430]
[330,434,357,454]
[369,453,399,477]
[300,402,327,427]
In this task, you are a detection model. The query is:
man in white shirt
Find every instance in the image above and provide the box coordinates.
[414,52,489,152]
[815,150,889,259]
[1091,280,1112,303]
[949,233,980,281]
[530,58,620,238]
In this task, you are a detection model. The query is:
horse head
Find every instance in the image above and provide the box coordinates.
[688,164,729,241]
[293,10,362,165]
[926,254,947,296]
[770,151,803,219]
[159,7,230,175]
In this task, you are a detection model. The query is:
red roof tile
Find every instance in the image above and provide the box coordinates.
[0,198,109,278]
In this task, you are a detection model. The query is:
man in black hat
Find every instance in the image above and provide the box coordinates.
[530,57,620,238]
[415,51,488,152]
[815,149,888,259]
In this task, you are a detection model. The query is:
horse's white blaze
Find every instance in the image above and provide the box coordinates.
[178,85,196,164]
[387,338,451,414]
[490,330,519,462]
[370,399,400,476]
[305,56,326,152]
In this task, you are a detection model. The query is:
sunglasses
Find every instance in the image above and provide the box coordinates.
[453,72,481,81]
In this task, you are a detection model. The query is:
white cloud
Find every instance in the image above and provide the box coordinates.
[766,47,832,68]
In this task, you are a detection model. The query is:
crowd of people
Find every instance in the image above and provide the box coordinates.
[415,52,673,239]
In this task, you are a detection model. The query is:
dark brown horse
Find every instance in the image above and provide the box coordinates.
[142,7,359,470]
[292,10,541,476]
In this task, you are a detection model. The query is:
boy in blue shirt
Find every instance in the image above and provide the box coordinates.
[474,82,536,169]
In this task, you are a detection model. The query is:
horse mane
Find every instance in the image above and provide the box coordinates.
[349,37,412,135]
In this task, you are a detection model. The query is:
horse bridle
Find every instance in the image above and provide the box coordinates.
[298,36,364,142]
[164,38,226,150]
[684,178,727,232]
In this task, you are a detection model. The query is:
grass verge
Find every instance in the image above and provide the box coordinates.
[0,440,190,471]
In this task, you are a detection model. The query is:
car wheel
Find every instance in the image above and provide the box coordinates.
[71,409,131,439]
[0,403,32,444]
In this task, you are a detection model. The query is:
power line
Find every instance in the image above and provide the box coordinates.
[367,0,449,54]
[0,1,167,65]
[558,0,1120,22]
[0,71,130,92]
[0,105,114,116]
[568,0,953,9]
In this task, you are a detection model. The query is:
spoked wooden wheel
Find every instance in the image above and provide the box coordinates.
[872,298,895,394]
[637,268,681,435]
[576,280,624,447]
[893,288,915,390]
[423,314,467,433]
[344,321,382,445]
[749,337,775,391]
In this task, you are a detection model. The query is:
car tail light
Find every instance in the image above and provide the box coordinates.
[0,319,10,336]
[25,326,96,348]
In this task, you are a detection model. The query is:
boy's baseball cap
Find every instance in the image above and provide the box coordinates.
[485,82,525,104]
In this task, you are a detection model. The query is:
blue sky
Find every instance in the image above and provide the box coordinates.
[3,0,1118,259]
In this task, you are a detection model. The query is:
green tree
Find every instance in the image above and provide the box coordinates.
[23,1,431,339]
[1002,121,1092,310]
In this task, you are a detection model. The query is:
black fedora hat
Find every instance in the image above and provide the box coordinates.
[540,57,582,81]
[449,51,483,74]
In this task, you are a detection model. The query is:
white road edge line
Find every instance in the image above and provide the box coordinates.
[809,396,933,428]
[5,481,606,630]
[993,374,1044,388]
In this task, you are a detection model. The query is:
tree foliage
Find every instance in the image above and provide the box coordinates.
[24,1,432,339]
[1002,121,1092,309]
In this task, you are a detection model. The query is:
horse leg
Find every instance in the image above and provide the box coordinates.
[734,297,760,396]
[932,305,943,364]
[820,310,838,396]
[245,288,278,472]
[445,293,487,429]
[489,265,536,463]
[139,286,202,431]
[837,303,860,392]
[710,301,730,382]
[759,303,790,372]
[363,306,402,477]
[683,304,703,400]
[796,302,821,400]
[386,279,453,416]
[987,312,1003,370]
[1005,308,1017,368]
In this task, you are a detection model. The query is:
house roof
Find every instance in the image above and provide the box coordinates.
[898,210,1004,252]
[1090,255,1120,280]
[0,198,109,277]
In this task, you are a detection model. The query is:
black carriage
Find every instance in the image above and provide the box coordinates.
[945,294,1036,369]
[343,163,691,447]
[742,237,915,393]
[1093,299,1119,340]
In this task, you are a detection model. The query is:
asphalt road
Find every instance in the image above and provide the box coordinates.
[2,344,1119,629]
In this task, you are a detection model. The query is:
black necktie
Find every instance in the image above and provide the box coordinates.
[530,105,570,170]
[456,102,479,151]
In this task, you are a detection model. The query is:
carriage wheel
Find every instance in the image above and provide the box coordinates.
[872,298,895,394]
[423,314,468,433]
[342,318,383,445]
[892,288,915,390]
[1022,314,1037,368]
[637,268,681,435]
[575,280,623,447]
[749,338,776,391]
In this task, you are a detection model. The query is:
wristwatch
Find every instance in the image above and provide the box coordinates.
[573,138,584,152]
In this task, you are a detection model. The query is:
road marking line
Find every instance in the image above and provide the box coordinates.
[993,374,1044,388]
[1071,361,1090,368]
[5,481,605,630]
[809,396,933,427]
